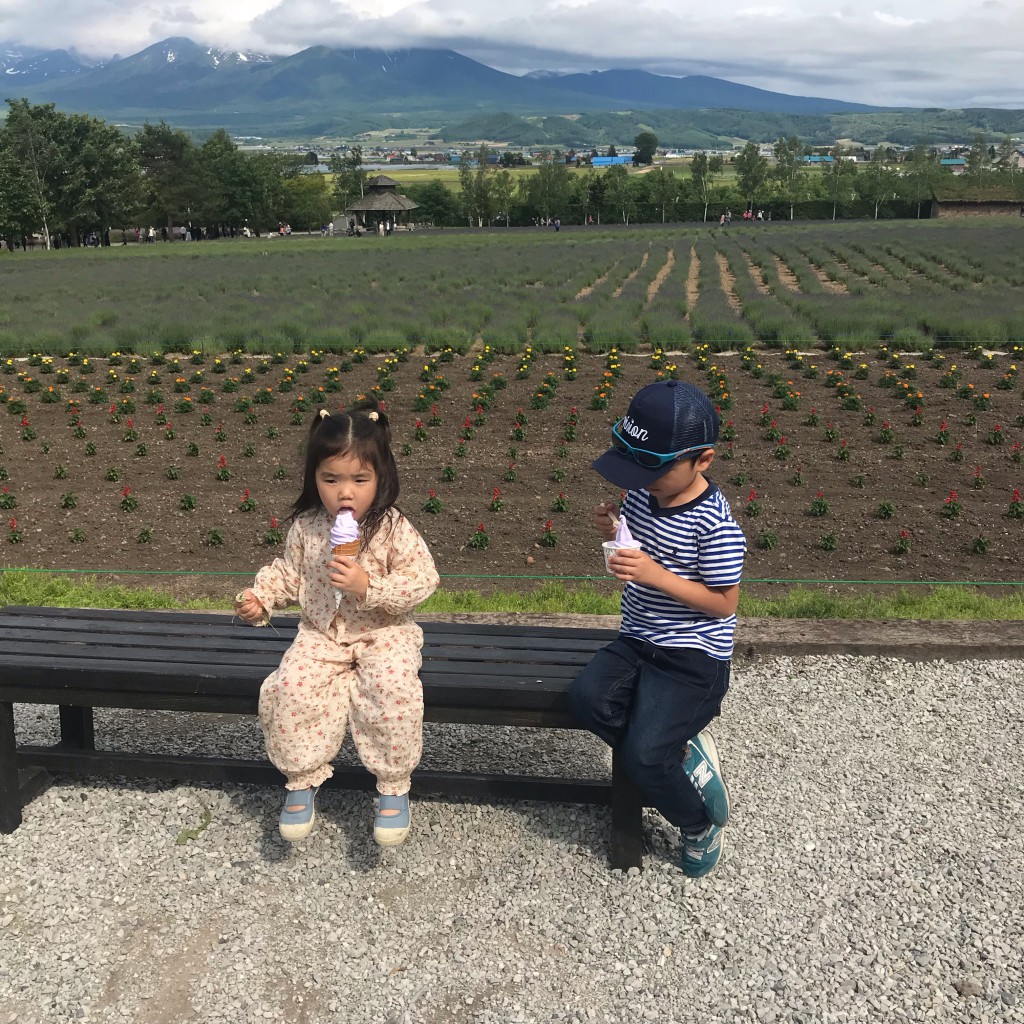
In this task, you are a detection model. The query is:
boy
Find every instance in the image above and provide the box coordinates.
[568,379,746,878]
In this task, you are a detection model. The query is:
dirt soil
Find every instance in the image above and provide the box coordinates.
[1,349,1021,601]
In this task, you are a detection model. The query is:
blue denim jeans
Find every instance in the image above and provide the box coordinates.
[568,635,730,832]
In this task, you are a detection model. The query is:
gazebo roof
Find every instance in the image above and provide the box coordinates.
[345,192,419,213]
[365,174,402,188]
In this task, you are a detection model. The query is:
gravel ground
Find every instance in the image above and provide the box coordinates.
[1,654,1022,1024]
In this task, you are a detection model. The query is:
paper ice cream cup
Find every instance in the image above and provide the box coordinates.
[603,540,640,574]
[333,541,360,557]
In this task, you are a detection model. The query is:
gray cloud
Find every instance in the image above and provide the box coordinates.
[2,0,1022,107]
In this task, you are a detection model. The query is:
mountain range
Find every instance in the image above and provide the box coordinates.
[4,36,1023,146]
[4,37,880,128]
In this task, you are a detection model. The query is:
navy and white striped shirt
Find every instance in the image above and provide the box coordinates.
[619,480,746,660]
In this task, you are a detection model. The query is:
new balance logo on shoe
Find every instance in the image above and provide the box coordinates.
[691,761,714,790]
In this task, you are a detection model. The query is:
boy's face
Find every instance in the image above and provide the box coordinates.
[645,449,715,507]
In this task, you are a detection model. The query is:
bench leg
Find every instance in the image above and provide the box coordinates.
[0,701,21,833]
[610,749,644,871]
[59,706,95,749]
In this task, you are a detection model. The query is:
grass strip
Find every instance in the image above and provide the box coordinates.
[1,571,1023,619]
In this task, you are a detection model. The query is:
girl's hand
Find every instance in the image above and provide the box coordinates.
[594,501,618,541]
[607,547,662,587]
[328,555,369,600]
[234,589,266,623]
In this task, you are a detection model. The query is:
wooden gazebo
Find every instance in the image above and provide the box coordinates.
[344,174,419,233]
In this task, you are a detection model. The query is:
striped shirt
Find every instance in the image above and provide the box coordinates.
[619,480,746,660]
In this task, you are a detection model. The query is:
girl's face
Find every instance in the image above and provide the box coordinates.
[315,452,377,522]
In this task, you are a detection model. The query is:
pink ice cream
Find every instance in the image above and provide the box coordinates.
[614,514,635,546]
[331,510,360,553]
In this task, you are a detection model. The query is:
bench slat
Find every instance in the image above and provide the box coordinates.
[0,632,601,666]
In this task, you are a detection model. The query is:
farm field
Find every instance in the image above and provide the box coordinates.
[1,220,1022,361]
[1,339,1021,600]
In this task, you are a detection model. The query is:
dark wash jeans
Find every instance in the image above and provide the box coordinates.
[568,635,730,833]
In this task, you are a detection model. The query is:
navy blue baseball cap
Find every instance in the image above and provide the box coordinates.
[592,379,720,491]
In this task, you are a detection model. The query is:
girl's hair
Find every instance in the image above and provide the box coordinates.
[291,397,399,549]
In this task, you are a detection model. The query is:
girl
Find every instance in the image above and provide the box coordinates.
[234,399,439,845]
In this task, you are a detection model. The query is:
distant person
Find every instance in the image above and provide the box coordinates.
[233,400,439,846]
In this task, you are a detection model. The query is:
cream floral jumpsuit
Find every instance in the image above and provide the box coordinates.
[249,507,439,795]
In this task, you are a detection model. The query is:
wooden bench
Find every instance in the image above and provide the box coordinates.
[0,605,646,868]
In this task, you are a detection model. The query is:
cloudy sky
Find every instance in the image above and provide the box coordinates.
[2,0,1021,107]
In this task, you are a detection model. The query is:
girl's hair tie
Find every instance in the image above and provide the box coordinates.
[318,409,330,421]
[367,411,379,422]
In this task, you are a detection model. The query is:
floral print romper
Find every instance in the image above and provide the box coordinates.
[249,507,439,794]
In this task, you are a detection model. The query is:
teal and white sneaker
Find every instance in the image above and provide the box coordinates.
[683,730,730,827]
[680,823,725,879]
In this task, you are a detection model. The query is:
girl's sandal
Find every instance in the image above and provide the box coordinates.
[279,786,318,842]
[373,793,411,847]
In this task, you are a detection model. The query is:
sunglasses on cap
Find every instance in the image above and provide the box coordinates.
[610,420,711,468]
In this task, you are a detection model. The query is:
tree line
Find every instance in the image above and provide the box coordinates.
[0,100,334,249]
[2,100,1022,248]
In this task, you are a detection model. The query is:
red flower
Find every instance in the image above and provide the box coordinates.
[8,517,16,530]
[946,490,958,503]
[121,486,131,497]
[270,516,279,529]
[217,455,227,468]
[747,488,757,501]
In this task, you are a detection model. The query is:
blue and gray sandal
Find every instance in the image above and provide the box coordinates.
[373,793,411,847]
[279,786,318,842]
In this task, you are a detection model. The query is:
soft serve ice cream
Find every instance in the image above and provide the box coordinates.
[331,510,360,556]
[603,512,641,573]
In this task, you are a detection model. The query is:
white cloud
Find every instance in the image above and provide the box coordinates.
[1,0,1022,106]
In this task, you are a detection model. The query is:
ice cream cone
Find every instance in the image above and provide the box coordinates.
[333,541,360,557]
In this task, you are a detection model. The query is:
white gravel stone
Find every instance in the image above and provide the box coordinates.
[1,655,1022,1023]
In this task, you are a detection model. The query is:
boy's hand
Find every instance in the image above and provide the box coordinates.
[594,500,619,541]
[607,547,664,587]
[234,589,266,624]
[328,555,369,600]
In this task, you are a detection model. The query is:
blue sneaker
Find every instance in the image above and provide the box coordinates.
[279,786,318,842]
[683,730,730,827]
[680,823,725,878]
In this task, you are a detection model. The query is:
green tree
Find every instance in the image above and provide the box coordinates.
[403,180,460,226]
[0,140,41,247]
[734,141,769,210]
[858,148,898,219]
[1,99,139,247]
[603,164,637,224]
[965,133,989,183]
[0,99,59,247]
[281,173,332,231]
[901,144,939,219]
[136,122,203,234]
[459,146,510,226]
[824,146,858,220]
[519,156,573,221]
[772,135,805,220]
[633,131,658,166]
[646,166,678,223]
[329,146,367,212]
[689,152,723,222]
[994,134,1018,178]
